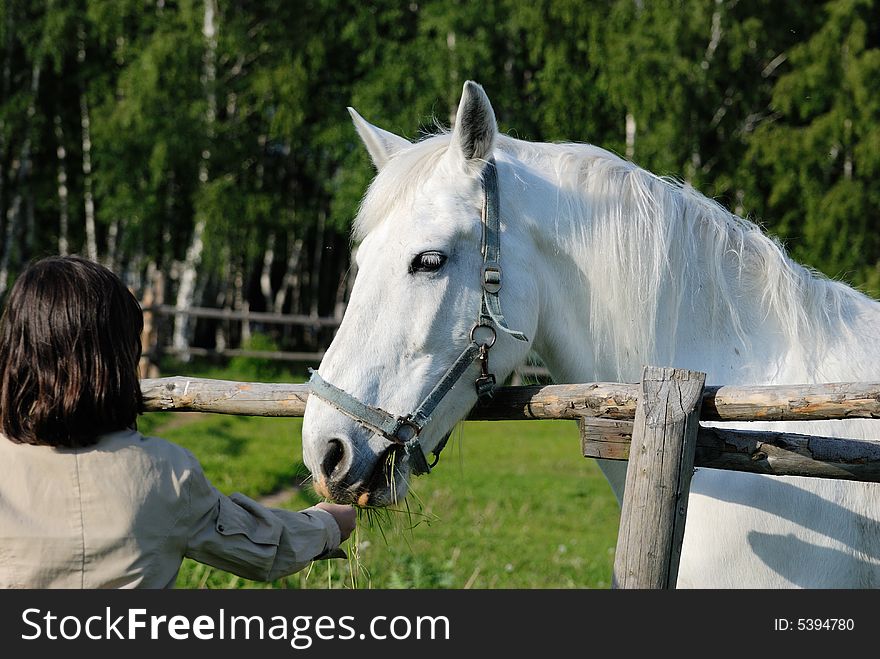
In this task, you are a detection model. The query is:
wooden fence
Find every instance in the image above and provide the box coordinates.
[139,304,552,381]
[140,370,880,589]
[140,304,340,370]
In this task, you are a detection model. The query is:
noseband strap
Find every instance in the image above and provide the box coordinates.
[309,338,483,475]
[309,157,527,476]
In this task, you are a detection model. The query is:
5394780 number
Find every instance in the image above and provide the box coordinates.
[774,618,854,631]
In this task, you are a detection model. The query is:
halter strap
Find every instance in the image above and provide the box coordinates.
[309,157,527,476]
[480,159,527,341]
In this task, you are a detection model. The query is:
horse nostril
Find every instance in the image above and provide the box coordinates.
[321,438,346,479]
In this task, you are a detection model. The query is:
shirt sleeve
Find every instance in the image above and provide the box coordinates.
[182,457,342,582]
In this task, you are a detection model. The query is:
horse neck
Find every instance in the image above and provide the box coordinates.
[511,148,879,388]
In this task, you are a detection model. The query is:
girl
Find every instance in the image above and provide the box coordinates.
[0,256,355,588]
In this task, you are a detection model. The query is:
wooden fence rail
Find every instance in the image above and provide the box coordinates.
[143,305,343,327]
[141,376,880,483]
[141,377,880,422]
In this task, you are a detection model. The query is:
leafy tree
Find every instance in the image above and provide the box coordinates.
[1,0,876,351]
[744,0,880,294]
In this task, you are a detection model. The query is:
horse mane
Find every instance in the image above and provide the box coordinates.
[353,129,874,382]
[497,136,873,382]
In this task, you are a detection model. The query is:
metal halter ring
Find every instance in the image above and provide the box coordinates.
[470,323,497,349]
[391,417,421,444]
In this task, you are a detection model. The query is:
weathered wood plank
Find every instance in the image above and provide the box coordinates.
[468,382,640,420]
[479,381,880,422]
[702,382,880,422]
[580,418,634,460]
[613,367,706,590]
[141,376,311,417]
[140,377,880,422]
[580,420,880,482]
[694,426,880,482]
[139,378,645,419]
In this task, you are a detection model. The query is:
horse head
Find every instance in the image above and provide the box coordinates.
[301,82,538,506]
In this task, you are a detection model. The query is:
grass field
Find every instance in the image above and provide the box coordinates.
[140,356,621,589]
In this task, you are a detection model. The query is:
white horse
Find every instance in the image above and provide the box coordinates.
[302,81,880,588]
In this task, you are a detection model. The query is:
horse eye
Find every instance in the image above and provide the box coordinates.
[410,251,447,274]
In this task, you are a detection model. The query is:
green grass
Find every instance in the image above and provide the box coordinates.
[143,355,621,589]
[138,413,312,499]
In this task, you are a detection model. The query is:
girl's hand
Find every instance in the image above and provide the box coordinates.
[314,502,357,541]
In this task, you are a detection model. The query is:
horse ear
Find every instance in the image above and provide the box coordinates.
[450,81,497,163]
[348,107,410,171]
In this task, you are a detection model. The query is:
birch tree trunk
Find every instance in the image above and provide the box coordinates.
[105,219,119,270]
[234,259,250,345]
[843,117,853,180]
[54,115,70,255]
[702,0,724,70]
[172,219,206,357]
[273,237,303,314]
[447,30,458,126]
[80,92,97,261]
[172,0,217,360]
[260,232,275,308]
[78,24,97,262]
[625,112,636,160]
[213,247,231,353]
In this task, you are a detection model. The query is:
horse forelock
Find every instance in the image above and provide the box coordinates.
[353,133,453,243]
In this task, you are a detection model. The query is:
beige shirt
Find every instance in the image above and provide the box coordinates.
[0,428,340,588]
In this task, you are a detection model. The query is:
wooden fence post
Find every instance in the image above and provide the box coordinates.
[612,366,706,589]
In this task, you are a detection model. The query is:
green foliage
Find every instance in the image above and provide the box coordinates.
[742,0,880,293]
[0,0,877,304]
[385,555,456,589]
[226,332,286,381]
[139,412,308,499]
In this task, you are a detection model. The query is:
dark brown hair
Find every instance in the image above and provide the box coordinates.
[0,256,144,447]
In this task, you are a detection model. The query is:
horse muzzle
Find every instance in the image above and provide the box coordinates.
[310,433,409,507]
